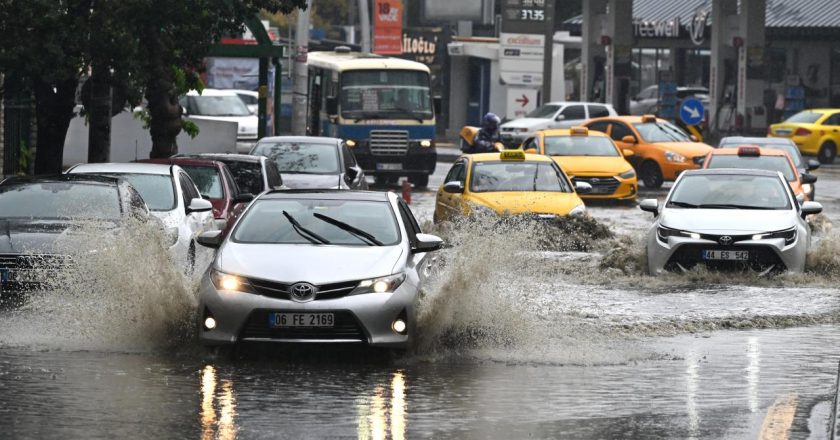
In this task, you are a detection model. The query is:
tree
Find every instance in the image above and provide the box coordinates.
[0,0,91,174]
[118,0,307,158]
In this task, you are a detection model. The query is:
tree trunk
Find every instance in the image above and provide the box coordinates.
[33,78,79,174]
[144,27,182,159]
[87,67,112,163]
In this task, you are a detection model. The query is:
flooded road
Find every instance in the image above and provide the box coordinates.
[1,163,839,439]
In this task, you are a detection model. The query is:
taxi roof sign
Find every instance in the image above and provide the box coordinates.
[641,114,657,123]
[570,126,589,136]
[737,145,761,157]
[500,150,526,161]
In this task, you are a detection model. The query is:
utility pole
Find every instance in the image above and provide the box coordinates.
[290,0,312,135]
[541,0,556,103]
[359,0,371,53]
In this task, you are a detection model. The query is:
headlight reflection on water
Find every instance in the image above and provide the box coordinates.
[200,365,237,440]
[356,371,407,440]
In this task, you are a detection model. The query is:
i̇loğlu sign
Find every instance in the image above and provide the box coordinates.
[633,10,709,46]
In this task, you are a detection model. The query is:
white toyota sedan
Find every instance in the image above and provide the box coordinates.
[640,169,823,275]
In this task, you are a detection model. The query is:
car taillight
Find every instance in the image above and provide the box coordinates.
[767,126,772,135]
[794,128,811,136]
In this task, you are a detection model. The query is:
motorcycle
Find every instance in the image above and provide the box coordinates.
[459,126,505,153]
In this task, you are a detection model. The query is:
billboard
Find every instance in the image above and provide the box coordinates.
[374,0,403,55]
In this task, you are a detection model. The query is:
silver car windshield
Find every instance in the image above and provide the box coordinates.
[232,199,400,246]
[667,174,791,210]
[0,182,122,220]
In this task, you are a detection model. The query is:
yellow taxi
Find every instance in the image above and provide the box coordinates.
[521,126,638,200]
[583,115,713,188]
[433,150,588,223]
[702,145,817,201]
[769,109,840,164]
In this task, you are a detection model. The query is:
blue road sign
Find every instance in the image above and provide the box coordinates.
[680,98,705,126]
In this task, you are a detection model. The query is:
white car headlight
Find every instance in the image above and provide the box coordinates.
[664,151,686,163]
[569,203,586,217]
[752,227,797,245]
[349,273,406,295]
[619,169,636,179]
[210,269,255,293]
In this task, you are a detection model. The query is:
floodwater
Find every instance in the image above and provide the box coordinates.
[1,164,839,439]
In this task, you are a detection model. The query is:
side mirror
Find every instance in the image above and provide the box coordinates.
[433,96,442,116]
[233,193,255,204]
[413,233,443,253]
[621,135,637,144]
[622,149,635,158]
[801,201,823,217]
[555,114,566,121]
[187,197,213,213]
[196,230,223,248]
[807,159,821,171]
[326,97,338,115]
[443,181,465,194]
[800,173,818,184]
[639,198,659,216]
[575,181,592,194]
[346,167,359,181]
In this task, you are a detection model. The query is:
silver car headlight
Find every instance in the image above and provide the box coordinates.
[569,203,586,217]
[349,273,406,295]
[618,169,636,179]
[664,150,686,163]
[657,226,700,243]
[210,269,255,293]
[752,227,797,245]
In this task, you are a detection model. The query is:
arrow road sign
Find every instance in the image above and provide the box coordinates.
[679,97,705,126]
[515,94,530,107]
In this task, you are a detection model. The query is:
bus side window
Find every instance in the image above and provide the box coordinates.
[308,68,323,135]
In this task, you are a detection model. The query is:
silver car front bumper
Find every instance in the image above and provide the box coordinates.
[197,276,415,348]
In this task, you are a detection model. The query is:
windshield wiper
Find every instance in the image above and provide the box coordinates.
[312,212,383,246]
[282,211,331,244]
[667,201,699,208]
[697,204,775,210]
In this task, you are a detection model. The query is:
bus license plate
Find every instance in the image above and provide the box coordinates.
[269,313,334,328]
[702,250,749,261]
[377,163,402,171]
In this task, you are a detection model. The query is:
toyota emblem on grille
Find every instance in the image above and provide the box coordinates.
[718,236,733,245]
[589,178,600,184]
[290,282,317,301]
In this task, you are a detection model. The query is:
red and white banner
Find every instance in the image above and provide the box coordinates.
[373,0,403,55]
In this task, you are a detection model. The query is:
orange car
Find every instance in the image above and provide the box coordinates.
[702,145,817,201]
[583,115,713,188]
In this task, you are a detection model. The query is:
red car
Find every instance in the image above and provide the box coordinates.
[137,158,252,230]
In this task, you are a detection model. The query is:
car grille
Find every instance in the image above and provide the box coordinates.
[247,278,358,301]
[0,254,70,294]
[664,244,786,273]
[239,310,367,341]
[369,130,409,156]
[572,176,620,195]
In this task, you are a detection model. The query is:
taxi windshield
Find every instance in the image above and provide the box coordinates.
[469,162,572,193]
[706,155,796,181]
[668,174,791,210]
[543,136,619,157]
[633,121,692,143]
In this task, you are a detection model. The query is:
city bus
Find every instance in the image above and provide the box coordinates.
[306,48,439,187]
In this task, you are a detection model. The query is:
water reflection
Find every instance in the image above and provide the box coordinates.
[200,365,238,440]
[685,351,700,440]
[356,370,407,440]
[746,336,761,413]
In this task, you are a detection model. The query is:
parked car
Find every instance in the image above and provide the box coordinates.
[718,136,820,199]
[630,85,710,116]
[179,88,258,153]
[174,153,286,195]
[584,115,713,188]
[195,190,443,350]
[66,162,214,272]
[499,102,617,147]
[138,157,253,231]
[768,108,840,164]
[640,169,822,275]
[250,136,368,190]
[0,174,155,306]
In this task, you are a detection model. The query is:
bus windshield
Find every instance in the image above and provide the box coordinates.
[341,70,432,121]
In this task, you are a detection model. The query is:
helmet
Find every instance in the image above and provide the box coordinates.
[482,112,501,130]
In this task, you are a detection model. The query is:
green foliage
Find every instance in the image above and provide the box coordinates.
[17,141,34,176]
[182,120,200,139]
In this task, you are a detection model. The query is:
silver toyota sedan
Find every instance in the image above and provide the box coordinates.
[195,190,442,349]
[640,169,823,275]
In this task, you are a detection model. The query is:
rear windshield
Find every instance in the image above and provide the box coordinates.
[706,155,796,181]
[181,165,223,199]
[786,111,821,124]
[233,199,400,246]
[543,136,619,157]
[222,161,264,195]
[252,142,340,174]
[0,182,121,220]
